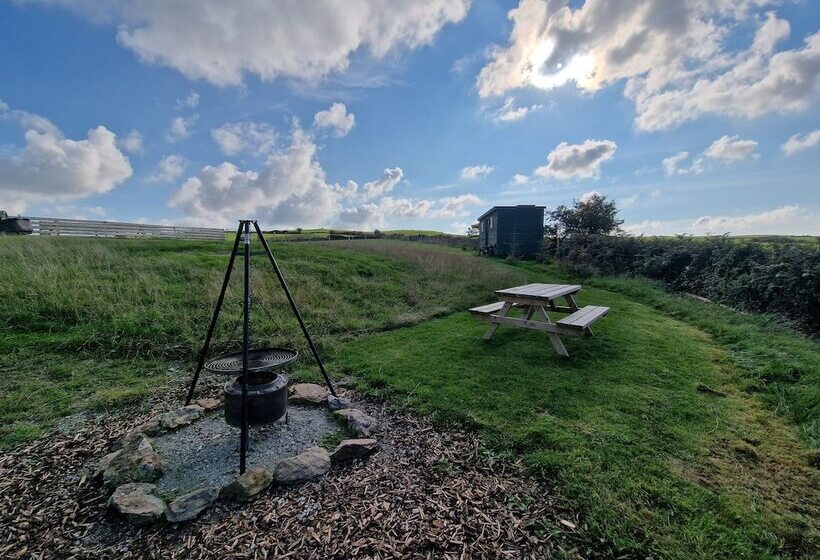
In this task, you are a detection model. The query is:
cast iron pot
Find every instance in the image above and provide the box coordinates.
[224,372,288,427]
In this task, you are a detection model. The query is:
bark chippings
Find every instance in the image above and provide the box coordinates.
[0,386,584,559]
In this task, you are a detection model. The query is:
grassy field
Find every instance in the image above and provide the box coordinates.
[0,236,817,559]
[0,236,524,445]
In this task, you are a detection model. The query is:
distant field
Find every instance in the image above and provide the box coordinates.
[0,236,817,558]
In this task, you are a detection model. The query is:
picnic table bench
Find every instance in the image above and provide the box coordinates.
[469,283,609,357]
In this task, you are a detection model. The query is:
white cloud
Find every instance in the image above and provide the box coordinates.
[534,139,616,180]
[663,135,757,175]
[691,206,815,235]
[45,1,471,87]
[579,190,602,203]
[166,115,196,142]
[459,164,494,181]
[177,90,199,109]
[663,151,691,176]
[492,96,542,122]
[119,129,144,154]
[168,125,479,230]
[619,193,639,207]
[703,135,759,162]
[334,197,432,230]
[313,103,356,138]
[625,206,820,236]
[511,174,529,185]
[148,154,186,183]
[477,1,820,131]
[431,194,482,218]
[170,126,411,229]
[211,121,277,156]
[782,129,820,156]
[0,102,132,213]
[362,167,403,200]
[448,221,473,235]
[170,128,338,228]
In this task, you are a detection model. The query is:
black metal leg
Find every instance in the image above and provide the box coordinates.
[240,221,251,474]
[185,222,243,405]
[252,221,337,396]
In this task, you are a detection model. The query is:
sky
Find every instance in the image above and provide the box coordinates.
[0,0,818,235]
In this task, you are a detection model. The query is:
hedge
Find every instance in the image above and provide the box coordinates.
[549,235,819,333]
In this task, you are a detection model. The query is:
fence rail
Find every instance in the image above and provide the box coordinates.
[28,217,225,241]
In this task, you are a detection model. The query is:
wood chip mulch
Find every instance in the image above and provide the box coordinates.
[1,385,587,559]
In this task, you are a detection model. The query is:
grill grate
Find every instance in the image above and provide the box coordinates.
[204,347,298,375]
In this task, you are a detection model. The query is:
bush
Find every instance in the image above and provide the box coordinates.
[552,235,820,333]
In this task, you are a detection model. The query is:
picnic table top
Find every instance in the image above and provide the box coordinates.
[494,283,581,301]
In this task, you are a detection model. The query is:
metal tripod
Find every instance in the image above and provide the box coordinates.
[184,219,337,473]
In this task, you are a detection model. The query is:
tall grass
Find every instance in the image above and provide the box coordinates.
[0,236,525,444]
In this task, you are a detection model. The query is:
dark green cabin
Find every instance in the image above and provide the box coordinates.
[477,205,544,257]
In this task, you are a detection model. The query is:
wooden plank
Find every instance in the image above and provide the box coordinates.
[534,306,570,356]
[557,306,610,329]
[469,301,506,315]
[557,306,598,326]
[567,306,608,327]
[496,283,581,301]
[485,313,582,337]
[483,302,512,340]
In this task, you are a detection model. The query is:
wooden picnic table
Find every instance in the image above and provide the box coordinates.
[469,283,609,357]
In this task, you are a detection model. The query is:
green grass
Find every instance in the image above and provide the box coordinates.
[0,236,525,445]
[331,260,819,559]
[0,236,817,558]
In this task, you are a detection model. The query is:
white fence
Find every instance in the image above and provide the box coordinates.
[29,217,225,241]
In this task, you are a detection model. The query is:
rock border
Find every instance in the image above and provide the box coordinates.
[98,384,380,526]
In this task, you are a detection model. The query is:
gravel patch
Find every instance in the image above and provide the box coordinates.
[153,405,336,496]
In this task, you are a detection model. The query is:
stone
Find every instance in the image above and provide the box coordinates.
[289,383,329,405]
[94,450,121,480]
[166,486,220,523]
[196,397,222,411]
[102,434,165,487]
[327,394,352,411]
[333,408,379,437]
[330,438,378,465]
[159,405,204,430]
[219,466,272,501]
[107,483,166,525]
[134,415,163,436]
[113,429,149,451]
[274,447,331,486]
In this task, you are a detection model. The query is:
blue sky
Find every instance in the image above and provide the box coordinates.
[1,0,818,234]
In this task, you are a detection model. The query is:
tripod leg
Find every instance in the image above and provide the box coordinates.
[252,221,338,396]
[240,221,251,474]
[185,222,243,405]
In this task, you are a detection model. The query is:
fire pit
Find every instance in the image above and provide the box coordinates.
[205,348,296,427]
[184,220,337,475]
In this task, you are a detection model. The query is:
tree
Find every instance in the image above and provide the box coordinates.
[546,194,623,240]
[466,223,480,237]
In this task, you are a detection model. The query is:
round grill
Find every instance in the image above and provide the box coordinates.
[204,347,298,375]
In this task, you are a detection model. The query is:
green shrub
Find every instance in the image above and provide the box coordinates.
[552,235,819,333]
